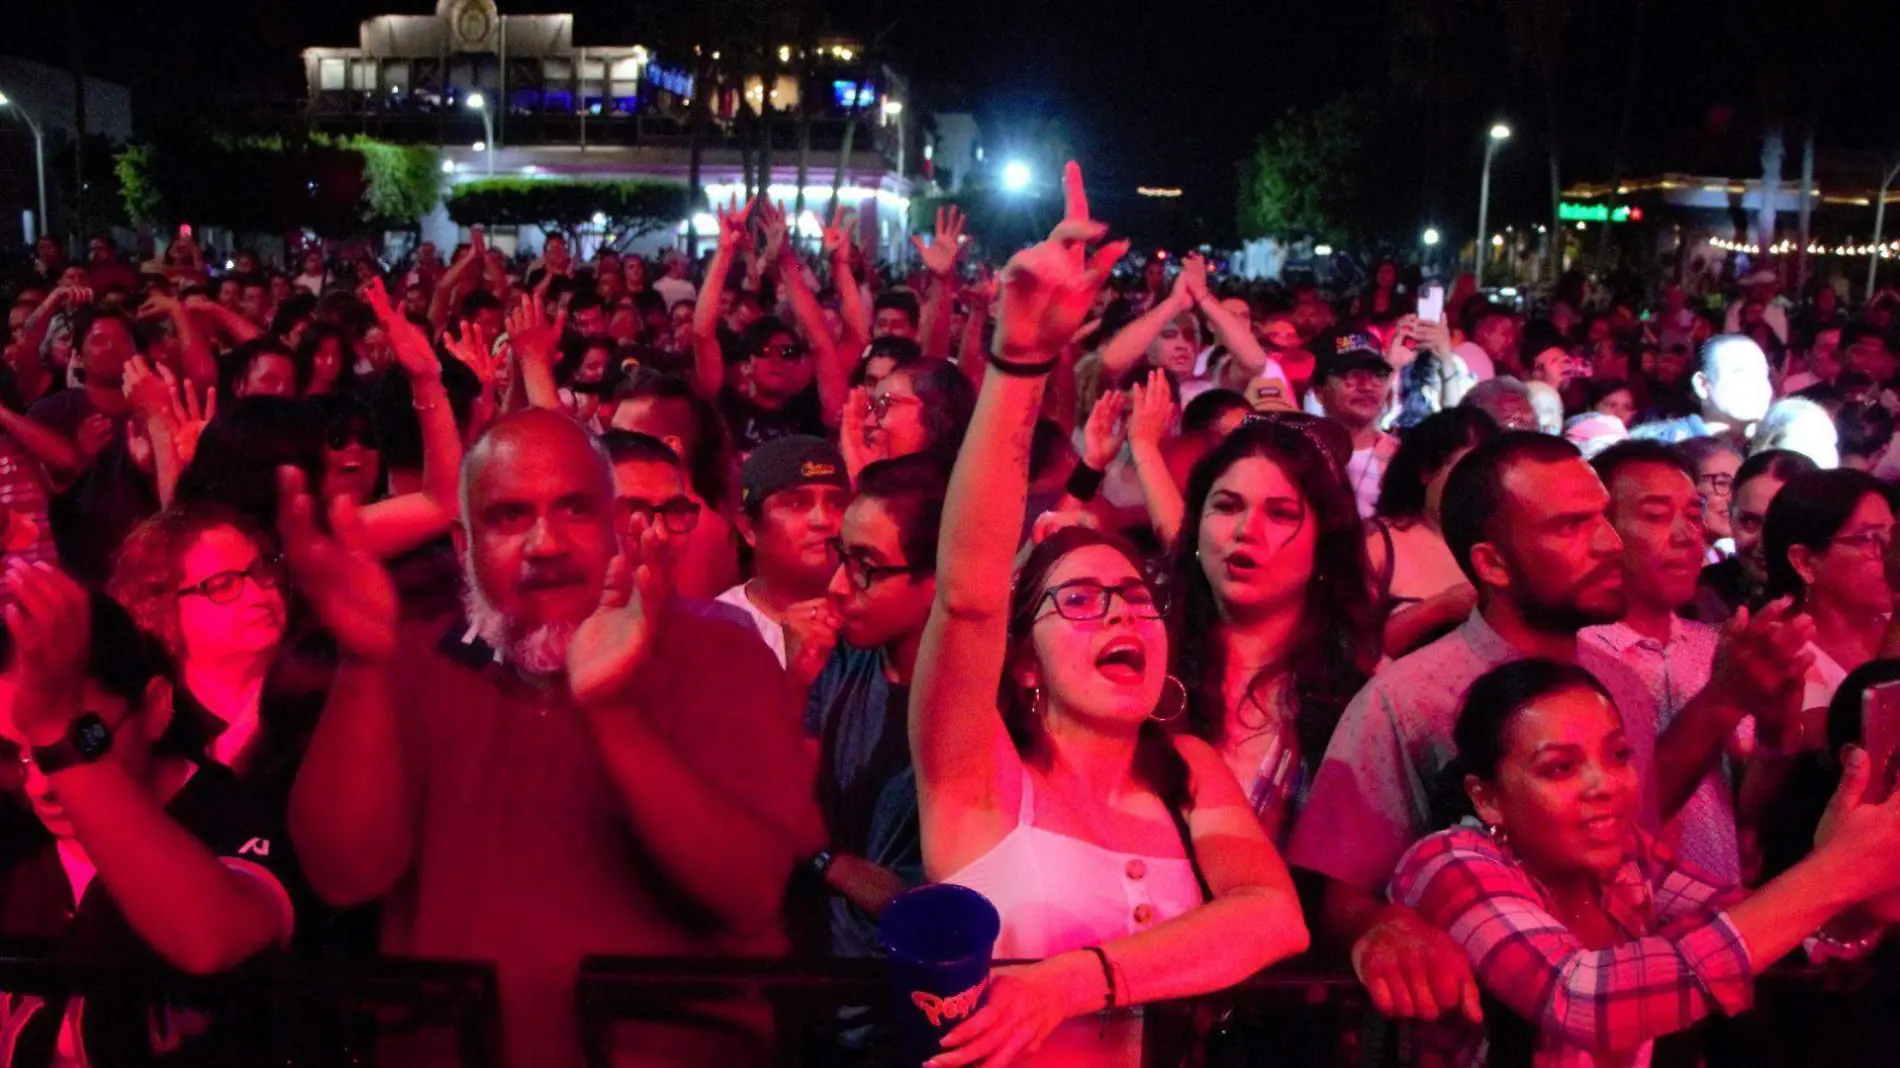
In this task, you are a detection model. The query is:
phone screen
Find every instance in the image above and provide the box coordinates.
[1862,680,1900,802]
[1417,285,1445,325]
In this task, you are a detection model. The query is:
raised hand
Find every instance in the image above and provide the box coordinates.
[443,318,498,392]
[568,519,670,710]
[993,162,1128,363]
[1127,369,1176,453]
[161,363,215,468]
[505,291,568,374]
[135,291,181,322]
[913,205,967,279]
[122,355,178,428]
[361,277,441,382]
[1813,744,1900,901]
[4,561,92,747]
[54,284,94,311]
[823,206,859,259]
[757,199,791,266]
[1383,314,1422,370]
[1709,597,1816,749]
[1080,389,1127,471]
[840,385,873,480]
[276,466,398,663]
[716,194,756,255]
[1175,252,1209,305]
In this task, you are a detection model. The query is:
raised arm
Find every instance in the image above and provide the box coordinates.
[956,271,996,388]
[1186,258,1273,377]
[183,296,264,348]
[427,230,485,337]
[765,203,848,427]
[824,207,870,357]
[506,292,566,413]
[356,279,466,557]
[1125,370,1185,547]
[692,197,752,402]
[280,467,410,906]
[139,292,217,390]
[1097,262,1195,377]
[911,163,1127,879]
[913,206,967,362]
[7,566,288,976]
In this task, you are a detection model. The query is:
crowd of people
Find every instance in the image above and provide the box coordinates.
[4,162,1900,1068]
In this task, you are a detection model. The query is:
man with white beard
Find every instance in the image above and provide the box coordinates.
[281,409,817,1068]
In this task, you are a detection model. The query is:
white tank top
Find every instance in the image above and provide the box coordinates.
[942,771,1206,1067]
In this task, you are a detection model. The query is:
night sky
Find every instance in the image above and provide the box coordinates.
[17,0,1900,243]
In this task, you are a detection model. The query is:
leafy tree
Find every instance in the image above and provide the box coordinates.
[1237,94,1374,245]
[444,179,693,238]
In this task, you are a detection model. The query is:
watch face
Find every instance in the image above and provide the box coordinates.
[73,716,112,758]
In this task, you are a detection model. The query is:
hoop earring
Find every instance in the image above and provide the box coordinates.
[1150,675,1189,723]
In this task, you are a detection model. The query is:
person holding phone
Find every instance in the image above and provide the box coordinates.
[1395,657,1900,1068]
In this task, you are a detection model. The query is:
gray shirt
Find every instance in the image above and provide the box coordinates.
[1286,611,1661,890]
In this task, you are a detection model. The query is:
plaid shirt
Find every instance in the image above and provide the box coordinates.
[1391,821,1753,1068]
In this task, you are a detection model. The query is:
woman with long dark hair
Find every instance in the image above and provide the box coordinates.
[1168,417,1381,844]
[911,166,1307,1066]
[1397,657,1900,1068]
[1366,407,1500,658]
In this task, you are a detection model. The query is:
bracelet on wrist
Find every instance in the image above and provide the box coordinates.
[1082,946,1116,1012]
[987,349,1061,378]
[1065,461,1107,502]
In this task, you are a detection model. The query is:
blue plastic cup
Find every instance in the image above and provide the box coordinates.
[879,883,1001,1064]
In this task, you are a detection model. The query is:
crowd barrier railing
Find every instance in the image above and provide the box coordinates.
[0,947,502,1068]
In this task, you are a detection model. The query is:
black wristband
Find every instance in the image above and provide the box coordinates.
[986,350,1061,377]
[1083,946,1116,1011]
[1064,461,1107,502]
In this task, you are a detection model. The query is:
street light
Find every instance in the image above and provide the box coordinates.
[1868,157,1900,299]
[1002,160,1032,193]
[1477,122,1512,286]
[466,92,494,176]
[1422,227,1441,247]
[0,90,48,244]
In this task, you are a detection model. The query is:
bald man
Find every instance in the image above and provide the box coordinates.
[285,411,817,1067]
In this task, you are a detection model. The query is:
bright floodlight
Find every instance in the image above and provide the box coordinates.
[1313,244,1333,257]
[1002,161,1032,193]
[0,92,10,107]
[466,92,486,110]
[1489,122,1513,141]
[440,159,455,174]
[1422,227,1442,247]
[472,141,486,151]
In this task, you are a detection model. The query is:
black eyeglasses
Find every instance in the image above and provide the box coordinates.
[176,558,285,604]
[828,537,921,590]
[1696,473,1734,495]
[1033,579,1169,622]
[619,496,701,534]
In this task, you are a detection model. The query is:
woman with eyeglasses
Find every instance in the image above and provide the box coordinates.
[859,358,975,472]
[911,164,1307,1067]
[1764,468,1900,719]
[1169,416,1381,845]
[108,502,294,783]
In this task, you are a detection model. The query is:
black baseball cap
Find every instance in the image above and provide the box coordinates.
[1311,328,1393,384]
[741,435,851,509]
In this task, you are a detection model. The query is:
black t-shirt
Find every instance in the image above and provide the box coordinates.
[26,389,159,588]
[718,384,828,458]
[0,763,298,1067]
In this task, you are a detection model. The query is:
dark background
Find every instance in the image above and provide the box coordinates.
[10,0,1900,244]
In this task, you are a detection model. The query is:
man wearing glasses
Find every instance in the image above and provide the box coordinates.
[797,454,947,966]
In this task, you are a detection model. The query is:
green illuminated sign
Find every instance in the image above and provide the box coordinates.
[1559,202,1642,224]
